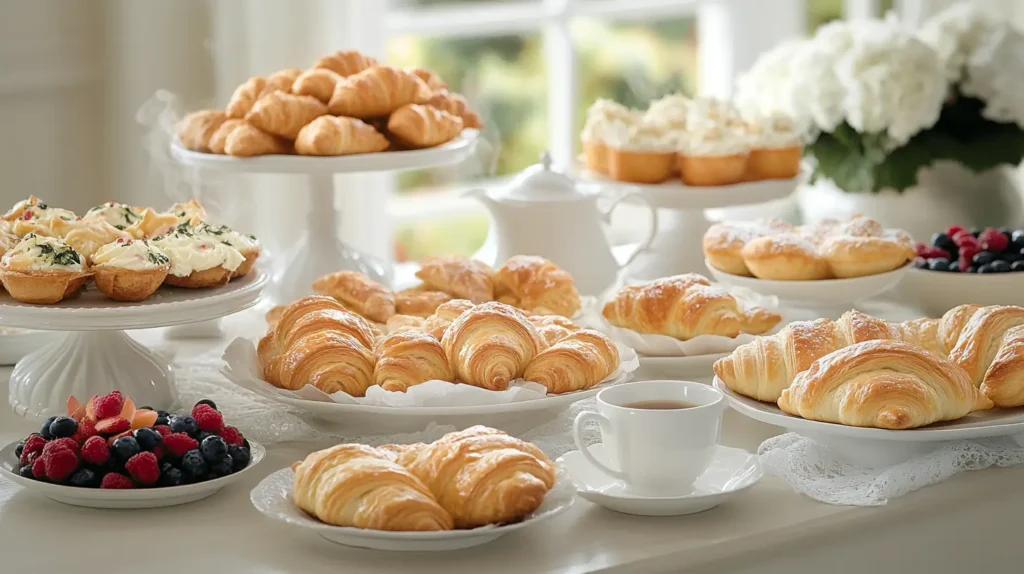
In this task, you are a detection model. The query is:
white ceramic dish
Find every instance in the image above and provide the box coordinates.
[0,439,265,509]
[705,260,909,306]
[576,168,799,210]
[897,267,1024,317]
[636,353,727,382]
[250,466,575,551]
[0,328,59,366]
[558,443,761,516]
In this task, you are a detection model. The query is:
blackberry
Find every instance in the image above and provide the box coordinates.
[228,445,251,472]
[48,416,78,439]
[181,450,207,479]
[168,415,198,436]
[70,468,98,488]
[195,399,218,411]
[200,436,228,462]
[112,436,141,461]
[209,455,233,478]
[40,416,58,439]
[133,428,163,451]
[19,465,33,479]
[14,440,25,458]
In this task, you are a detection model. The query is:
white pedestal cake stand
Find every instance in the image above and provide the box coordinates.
[170,130,480,304]
[1,271,267,419]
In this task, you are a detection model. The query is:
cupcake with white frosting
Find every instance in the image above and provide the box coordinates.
[151,227,245,288]
[0,233,91,304]
[742,113,804,181]
[605,122,677,184]
[678,124,750,186]
[191,222,261,278]
[90,239,171,301]
[580,99,637,175]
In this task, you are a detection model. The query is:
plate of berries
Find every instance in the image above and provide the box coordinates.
[0,391,264,509]
[904,225,1024,316]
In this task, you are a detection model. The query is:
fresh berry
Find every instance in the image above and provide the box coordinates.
[31,456,46,478]
[48,416,77,438]
[168,415,197,436]
[912,257,927,269]
[125,452,160,485]
[163,433,199,458]
[43,448,78,482]
[1012,260,1024,272]
[22,435,46,458]
[71,418,97,444]
[112,436,141,461]
[106,430,133,446]
[991,260,1011,273]
[1003,252,1020,264]
[19,465,34,479]
[161,467,185,487]
[927,257,950,271]
[93,393,124,420]
[133,427,163,451]
[209,455,233,478]
[81,436,111,465]
[958,254,972,272]
[196,431,214,444]
[947,261,960,272]
[979,263,996,273]
[40,416,58,439]
[200,436,228,462]
[153,425,171,437]
[95,416,131,435]
[228,445,250,471]
[155,411,170,426]
[979,228,1009,252]
[69,468,98,488]
[15,440,26,458]
[947,225,967,238]
[43,437,80,457]
[973,251,996,267]
[100,472,134,489]
[931,232,957,254]
[181,450,208,479]
[195,399,218,411]
[970,227,983,237]
[918,246,950,260]
[192,406,224,433]
[219,426,244,447]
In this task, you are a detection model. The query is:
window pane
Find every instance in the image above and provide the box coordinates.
[807,0,843,31]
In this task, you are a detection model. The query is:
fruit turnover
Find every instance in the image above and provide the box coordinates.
[913,225,1024,273]
[13,393,251,489]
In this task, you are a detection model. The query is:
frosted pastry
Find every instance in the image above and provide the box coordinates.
[82,202,176,239]
[0,233,90,304]
[165,199,208,226]
[678,125,750,186]
[56,219,133,259]
[580,99,636,176]
[191,222,261,278]
[151,227,244,288]
[742,113,804,181]
[90,239,171,301]
[605,123,676,184]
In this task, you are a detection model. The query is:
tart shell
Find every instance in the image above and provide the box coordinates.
[0,269,91,304]
[231,247,261,279]
[92,265,169,302]
[164,266,233,289]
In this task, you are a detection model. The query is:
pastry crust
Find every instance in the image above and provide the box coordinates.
[224,123,290,157]
[261,68,302,97]
[415,256,494,304]
[819,234,915,279]
[208,119,245,155]
[177,110,228,152]
[422,90,482,129]
[292,68,343,103]
[527,314,579,346]
[523,329,618,394]
[0,269,90,305]
[294,116,389,156]
[328,66,431,118]
[422,299,475,340]
[607,148,674,184]
[92,265,168,302]
[226,77,268,119]
[702,219,792,277]
[275,331,374,396]
[311,270,396,323]
[441,302,547,391]
[493,255,581,318]
[163,265,233,289]
[313,50,378,77]
[386,104,464,149]
[59,221,133,259]
[384,314,426,335]
[374,330,454,392]
[409,67,448,91]
[395,286,452,317]
[245,92,328,141]
[740,233,830,281]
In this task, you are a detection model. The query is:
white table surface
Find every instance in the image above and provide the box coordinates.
[1,320,1023,574]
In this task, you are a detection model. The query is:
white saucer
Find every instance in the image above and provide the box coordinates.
[557,443,761,516]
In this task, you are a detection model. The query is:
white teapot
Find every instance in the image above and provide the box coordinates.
[465,152,657,296]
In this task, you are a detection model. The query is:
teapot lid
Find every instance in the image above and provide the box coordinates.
[497,152,594,202]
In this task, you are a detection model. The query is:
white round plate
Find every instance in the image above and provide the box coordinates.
[0,328,59,366]
[250,466,575,551]
[170,129,479,175]
[576,167,799,210]
[705,260,909,306]
[0,439,265,509]
[557,443,761,516]
[898,267,1024,318]
[0,270,268,330]
[637,353,727,381]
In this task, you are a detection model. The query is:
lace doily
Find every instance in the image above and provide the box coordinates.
[759,432,1024,506]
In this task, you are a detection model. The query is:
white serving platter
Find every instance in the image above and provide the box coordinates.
[706,260,909,306]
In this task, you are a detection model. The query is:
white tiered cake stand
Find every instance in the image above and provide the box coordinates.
[1,271,267,418]
[170,130,479,303]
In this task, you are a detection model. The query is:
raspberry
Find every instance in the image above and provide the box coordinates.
[71,418,97,444]
[21,450,40,468]
[153,425,171,437]
[914,242,930,257]
[219,426,244,447]
[81,436,111,465]
[100,473,134,489]
[920,247,950,260]
[93,393,124,420]
[192,406,223,432]
[953,232,979,249]
[947,225,967,238]
[43,448,78,482]
[43,437,80,457]
[979,227,1009,252]
[31,457,46,478]
[163,433,199,457]
[152,445,165,460]
[21,435,47,461]
[959,254,972,272]
[125,452,160,485]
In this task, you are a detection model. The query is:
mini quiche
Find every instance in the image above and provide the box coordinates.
[0,233,91,304]
[83,201,177,239]
[165,199,208,227]
[191,222,260,278]
[4,196,78,237]
[151,227,245,288]
[90,239,171,302]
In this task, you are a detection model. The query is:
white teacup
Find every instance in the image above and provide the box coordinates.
[572,380,726,496]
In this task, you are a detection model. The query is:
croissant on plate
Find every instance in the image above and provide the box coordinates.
[208,119,245,155]
[441,302,547,391]
[314,50,378,78]
[415,256,494,304]
[312,270,396,323]
[328,66,430,118]
[387,104,464,149]
[226,77,268,119]
[528,314,579,347]
[493,255,581,318]
[245,92,328,141]
[292,443,453,531]
[422,90,483,129]
[422,299,475,340]
[778,340,992,429]
[224,123,290,157]
[384,314,426,335]
[946,305,1024,407]
[257,295,356,368]
[294,116,389,156]
[178,110,228,152]
[523,330,618,394]
[374,330,454,392]
[274,331,375,396]
[292,68,344,104]
[261,68,302,97]
[394,286,453,318]
[263,307,380,379]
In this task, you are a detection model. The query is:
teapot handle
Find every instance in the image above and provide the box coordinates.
[600,190,658,268]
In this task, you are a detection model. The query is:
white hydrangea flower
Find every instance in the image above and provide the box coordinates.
[788,20,857,133]
[918,3,1000,82]
[734,38,807,121]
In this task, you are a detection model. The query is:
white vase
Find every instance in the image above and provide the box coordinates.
[797,161,1024,241]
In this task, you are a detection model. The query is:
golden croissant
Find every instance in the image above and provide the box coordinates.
[245,92,328,141]
[226,77,268,119]
[292,68,344,104]
[292,443,453,531]
[410,67,448,91]
[208,119,245,155]
[384,314,426,335]
[423,90,483,129]
[328,65,430,118]
[399,426,555,528]
[528,314,579,347]
[294,116,389,156]
[261,68,302,97]
[415,256,494,304]
[442,302,547,391]
[778,340,992,429]
[523,330,618,394]
[224,123,290,157]
[423,299,475,340]
[374,330,454,392]
[603,274,781,341]
[387,104,464,149]
[177,110,227,152]
[274,331,374,396]
[312,270,396,323]
[395,285,452,318]
[257,295,355,372]
[978,324,1024,407]
[493,255,581,318]
[314,50,378,77]
[946,305,1024,407]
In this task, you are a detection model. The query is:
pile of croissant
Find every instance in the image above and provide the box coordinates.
[292,426,556,531]
[714,304,1024,430]
[178,49,482,158]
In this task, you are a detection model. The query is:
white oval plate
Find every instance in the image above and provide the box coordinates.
[0,439,265,508]
[0,328,60,366]
[705,260,909,306]
[250,466,575,551]
[898,267,1024,318]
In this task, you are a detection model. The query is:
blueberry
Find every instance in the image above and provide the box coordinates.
[201,436,228,462]
[1011,260,1024,272]
[1002,252,1021,264]
[112,436,141,461]
[1012,230,1024,245]
[912,257,928,269]
[156,410,170,419]
[19,465,33,479]
[168,415,197,436]
[931,232,956,253]
[927,257,950,271]
[970,227,982,237]
[228,445,250,472]
[209,455,233,478]
[69,468,98,488]
[155,417,169,427]
[973,251,996,267]
[243,438,251,452]
[133,427,163,451]
[979,263,996,274]
[161,467,184,487]
[196,431,214,444]
[948,261,961,272]
[48,416,77,439]
[195,399,218,411]
[968,265,980,273]
[39,416,58,439]
[991,260,1011,273]
[181,450,207,479]
[15,440,25,458]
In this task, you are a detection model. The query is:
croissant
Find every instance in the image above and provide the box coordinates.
[311,270,396,323]
[374,330,454,392]
[177,110,228,152]
[245,92,327,141]
[422,90,483,129]
[384,314,426,335]
[294,116,389,156]
[292,443,453,531]
[946,305,1024,407]
[292,68,343,103]
[493,255,581,318]
[224,123,290,157]
[778,340,992,429]
[387,104,464,149]
[257,295,350,366]
[328,65,430,118]
[423,299,475,340]
[441,302,547,390]
[395,285,452,317]
[409,68,448,91]
[528,314,580,346]
[261,68,302,96]
[978,325,1024,407]
[602,274,781,341]
[399,426,555,528]
[314,50,378,77]
[274,331,374,396]
[415,256,494,304]
[523,330,618,394]
[208,119,245,154]
[226,77,268,118]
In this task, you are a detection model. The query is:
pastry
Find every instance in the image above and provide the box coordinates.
[274,331,375,396]
[56,220,133,259]
[778,340,993,429]
[422,299,474,340]
[0,234,91,304]
[395,285,452,317]
[223,123,290,157]
[328,66,430,118]
[4,196,77,231]
[291,443,453,531]
[399,426,555,528]
[441,302,547,391]
[523,329,618,394]
[261,308,380,385]
[741,233,831,281]
[292,68,343,103]
[386,104,463,149]
[948,306,1024,406]
[818,232,915,279]
[602,274,781,341]
[89,239,170,302]
[742,113,803,181]
[207,119,245,154]
[151,227,244,288]
[165,199,208,226]
[265,305,286,330]
[245,92,328,141]
[312,270,396,323]
[422,90,482,129]
[493,255,581,318]
[977,325,1024,408]
[256,295,351,367]
[527,314,579,346]
[82,202,177,239]
[0,224,18,261]
[177,110,228,152]
[678,124,750,186]
[605,123,675,184]
[226,77,268,119]
[415,256,494,304]
[261,68,302,96]
[191,222,260,278]
[294,116,389,156]
[384,314,426,335]
[702,219,792,277]
[409,67,448,91]
[580,99,636,176]
[374,330,454,392]
[313,50,378,77]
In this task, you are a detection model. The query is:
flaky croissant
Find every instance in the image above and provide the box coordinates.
[493,255,581,318]
[523,330,618,394]
[423,299,475,340]
[245,92,328,141]
[224,123,290,157]
[415,256,494,304]
[274,331,374,396]
[409,67,448,91]
[261,68,302,97]
[947,305,1024,407]
[395,285,452,317]
[328,65,430,118]
[384,314,426,335]
[528,314,580,346]
[778,340,992,429]
[292,443,453,531]
[257,295,351,368]
[177,110,228,152]
[441,302,547,390]
[292,68,344,103]
[314,50,378,77]
[226,77,268,119]
[208,119,245,155]
[423,90,483,129]
[387,104,464,149]
[978,324,1024,407]
[374,330,454,392]
[312,270,396,323]
[294,116,389,156]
